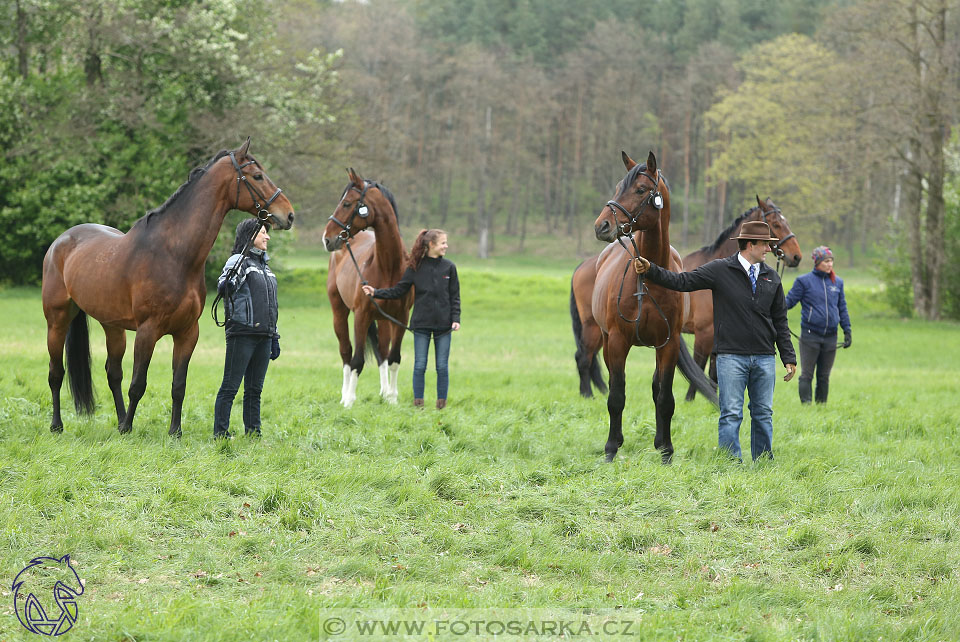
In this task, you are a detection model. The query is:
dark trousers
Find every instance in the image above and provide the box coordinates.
[214,334,271,437]
[798,331,838,404]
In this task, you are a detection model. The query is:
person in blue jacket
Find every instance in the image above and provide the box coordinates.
[213,218,281,438]
[362,229,461,409]
[785,246,851,404]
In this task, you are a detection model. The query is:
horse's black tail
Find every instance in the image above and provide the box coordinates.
[65,310,96,415]
[676,336,718,408]
[571,279,607,397]
[365,322,383,366]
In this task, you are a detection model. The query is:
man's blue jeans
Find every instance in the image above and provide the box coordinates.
[413,330,451,400]
[716,353,776,461]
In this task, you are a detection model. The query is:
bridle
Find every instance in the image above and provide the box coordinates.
[230,151,282,221]
[604,169,671,349]
[327,182,371,241]
[760,205,796,261]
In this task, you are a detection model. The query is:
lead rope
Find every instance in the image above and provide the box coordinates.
[612,233,671,349]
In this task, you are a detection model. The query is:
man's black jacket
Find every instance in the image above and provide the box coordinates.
[372,256,461,331]
[646,254,795,365]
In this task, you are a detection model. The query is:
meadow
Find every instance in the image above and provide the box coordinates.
[1,253,959,641]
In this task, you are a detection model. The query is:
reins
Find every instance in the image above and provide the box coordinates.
[210,152,283,327]
[332,184,446,337]
[605,172,672,349]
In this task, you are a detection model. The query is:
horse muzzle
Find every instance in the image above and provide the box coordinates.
[268,211,295,230]
[595,219,616,242]
[323,235,343,252]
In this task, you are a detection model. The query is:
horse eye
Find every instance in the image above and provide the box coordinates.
[253,173,263,181]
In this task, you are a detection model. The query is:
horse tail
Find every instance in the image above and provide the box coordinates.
[571,277,607,397]
[365,322,383,366]
[65,310,96,415]
[676,336,718,408]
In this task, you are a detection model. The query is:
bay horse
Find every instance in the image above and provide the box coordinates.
[322,168,412,407]
[591,151,717,463]
[680,196,801,401]
[42,138,294,436]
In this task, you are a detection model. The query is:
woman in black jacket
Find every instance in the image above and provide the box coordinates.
[362,229,461,409]
[213,218,280,438]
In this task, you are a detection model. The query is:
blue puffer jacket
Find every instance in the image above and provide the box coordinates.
[217,248,279,338]
[785,269,850,337]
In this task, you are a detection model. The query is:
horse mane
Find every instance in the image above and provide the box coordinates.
[132,150,232,229]
[615,163,671,199]
[699,206,759,253]
[340,180,400,224]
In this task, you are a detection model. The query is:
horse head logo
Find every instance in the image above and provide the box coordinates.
[12,555,84,636]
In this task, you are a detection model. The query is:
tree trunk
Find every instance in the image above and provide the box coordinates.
[477,105,492,259]
[682,108,692,248]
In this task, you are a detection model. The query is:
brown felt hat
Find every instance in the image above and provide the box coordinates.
[731,220,779,242]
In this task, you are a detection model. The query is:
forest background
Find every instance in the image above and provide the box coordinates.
[1,0,958,319]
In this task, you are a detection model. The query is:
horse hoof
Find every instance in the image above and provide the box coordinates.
[118,425,132,434]
[50,424,63,434]
[168,427,182,438]
[661,451,674,465]
[604,452,616,463]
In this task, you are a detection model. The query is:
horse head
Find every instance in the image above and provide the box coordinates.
[13,555,84,635]
[756,195,801,267]
[323,168,390,251]
[229,137,295,230]
[594,151,668,242]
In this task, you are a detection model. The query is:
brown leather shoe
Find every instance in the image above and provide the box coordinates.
[413,398,424,407]
[436,399,446,410]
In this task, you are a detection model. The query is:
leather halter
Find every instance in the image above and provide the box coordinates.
[328,182,372,240]
[229,151,282,221]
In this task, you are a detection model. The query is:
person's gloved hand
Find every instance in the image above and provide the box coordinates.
[270,337,280,360]
[217,279,234,296]
[842,330,852,349]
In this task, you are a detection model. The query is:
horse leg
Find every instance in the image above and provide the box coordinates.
[44,306,75,433]
[102,325,127,426]
[168,323,199,438]
[585,322,607,396]
[119,325,161,434]
[602,332,630,462]
[384,321,405,405]
[342,313,371,408]
[329,295,354,405]
[652,342,679,464]
[377,320,392,400]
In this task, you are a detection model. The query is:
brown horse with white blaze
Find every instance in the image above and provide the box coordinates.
[591,151,717,463]
[323,169,412,407]
[42,138,294,436]
[680,196,801,401]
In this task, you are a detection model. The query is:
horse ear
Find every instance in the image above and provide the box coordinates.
[756,194,763,208]
[238,136,251,158]
[621,151,637,170]
[646,151,657,173]
[347,167,364,187]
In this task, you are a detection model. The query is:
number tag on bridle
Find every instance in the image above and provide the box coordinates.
[357,204,369,218]
[652,192,663,210]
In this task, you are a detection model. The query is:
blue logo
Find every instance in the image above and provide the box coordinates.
[12,555,84,636]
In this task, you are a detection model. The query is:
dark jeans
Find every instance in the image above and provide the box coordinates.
[214,334,271,437]
[798,331,838,404]
[412,329,451,400]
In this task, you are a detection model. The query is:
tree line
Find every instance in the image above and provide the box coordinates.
[1,0,958,319]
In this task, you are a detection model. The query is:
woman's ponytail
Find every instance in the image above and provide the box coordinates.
[408,229,445,270]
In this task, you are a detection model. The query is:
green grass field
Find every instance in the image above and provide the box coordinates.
[1,255,958,641]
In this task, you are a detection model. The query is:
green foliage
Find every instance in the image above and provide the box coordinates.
[0,0,340,285]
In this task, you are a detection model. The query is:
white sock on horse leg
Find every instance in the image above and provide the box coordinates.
[342,369,360,408]
[379,360,389,397]
[387,362,400,404]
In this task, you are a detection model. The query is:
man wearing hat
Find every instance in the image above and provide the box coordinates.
[634,220,796,461]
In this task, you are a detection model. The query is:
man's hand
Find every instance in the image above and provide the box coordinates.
[633,256,650,274]
[842,330,852,349]
[784,363,796,382]
[361,284,375,297]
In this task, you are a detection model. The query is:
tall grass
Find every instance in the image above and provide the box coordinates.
[1,259,958,641]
